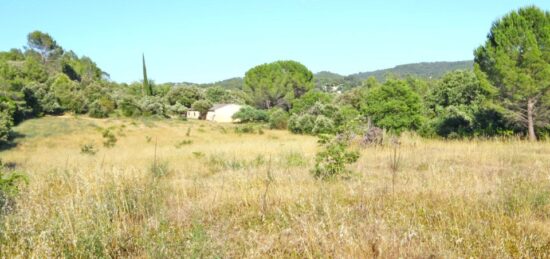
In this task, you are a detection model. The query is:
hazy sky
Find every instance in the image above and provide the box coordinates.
[1,0,549,83]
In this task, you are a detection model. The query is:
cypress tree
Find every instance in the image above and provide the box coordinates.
[142,53,152,96]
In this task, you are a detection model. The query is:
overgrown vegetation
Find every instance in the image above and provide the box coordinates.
[1,117,549,257]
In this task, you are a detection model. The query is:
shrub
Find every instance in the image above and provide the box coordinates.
[234,124,262,134]
[102,129,117,148]
[268,108,289,129]
[232,106,269,123]
[288,114,315,134]
[168,102,188,117]
[0,167,27,214]
[312,115,335,134]
[191,100,212,120]
[150,160,171,178]
[88,96,115,118]
[118,96,141,117]
[363,79,424,134]
[139,96,167,117]
[312,135,360,179]
[0,110,13,145]
[80,143,98,155]
[175,139,193,148]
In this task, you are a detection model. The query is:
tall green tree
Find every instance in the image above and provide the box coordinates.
[363,79,424,134]
[475,6,550,141]
[142,54,152,96]
[243,60,314,110]
[27,31,62,63]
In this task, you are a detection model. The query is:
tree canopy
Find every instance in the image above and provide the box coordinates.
[475,6,550,141]
[243,60,314,110]
[363,79,424,134]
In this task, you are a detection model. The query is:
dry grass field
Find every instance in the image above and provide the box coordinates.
[1,116,550,258]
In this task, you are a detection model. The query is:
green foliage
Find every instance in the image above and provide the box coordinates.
[142,54,152,96]
[290,90,333,114]
[288,114,315,134]
[364,79,424,134]
[268,108,289,129]
[168,102,188,117]
[232,106,269,123]
[425,70,507,138]
[80,143,98,155]
[175,139,193,148]
[0,165,27,214]
[205,86,245,104]
[0,110,13,144]
[165,86,203,107]
[102,129,117,148]
[350,61,473,82]
[312,115,335,135]
[88,96,115,118]
[244,60,314,110]
[475,6,550,140]
[191,100,212,120]
[0,97,15,144]
[312,135,359,179]
[138,96,167,117]
[234,124,264,134]
[27,30,61,61]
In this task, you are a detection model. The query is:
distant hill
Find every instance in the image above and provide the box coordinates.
[349,60,474,81]
[313,60,474,91]
[198,77,243,90]
[172,61,473,90]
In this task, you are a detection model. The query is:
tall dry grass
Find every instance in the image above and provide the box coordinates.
[1,116,549,257]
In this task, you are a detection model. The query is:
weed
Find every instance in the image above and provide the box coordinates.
[80,143,98,155]
[0,168,27,215]
[192,151,205,158]
[150,160,171,178]
[312,134,360,179]
[102,129,117,148]
[175,140,193,149]
[389,137,402,193]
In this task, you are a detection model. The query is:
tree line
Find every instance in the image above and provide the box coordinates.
[1,6,549,145]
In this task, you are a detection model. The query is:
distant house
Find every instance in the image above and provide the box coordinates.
[186,104,243,122]
[206,104,243,123]
[186,110,201,119]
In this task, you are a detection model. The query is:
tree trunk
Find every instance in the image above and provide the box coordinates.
[527,99,537,141]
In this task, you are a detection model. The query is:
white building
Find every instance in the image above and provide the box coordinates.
[205,104,243,123]
[187,104,243,122]
[186,110,201,119]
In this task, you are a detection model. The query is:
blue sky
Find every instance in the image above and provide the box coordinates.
[1,0,549,83]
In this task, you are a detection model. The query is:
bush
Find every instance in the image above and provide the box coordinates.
[139,96,167,117]
[312,115,335,134]
[268,108,289,129]
[0,167,27,214]
[312,135,360,179]
[168,102,188,117]
[288,114,315,134]
[234,124,263,134]
[102,129,117,148]
[0,110,13,145]
[117,96,141,117]
[80,143,98,155]
[191,100,212,120]
[232,106,269,123]
[364,79,424,134]
[88,96,115,118]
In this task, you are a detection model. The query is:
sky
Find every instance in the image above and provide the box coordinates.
[1,0,550,84]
